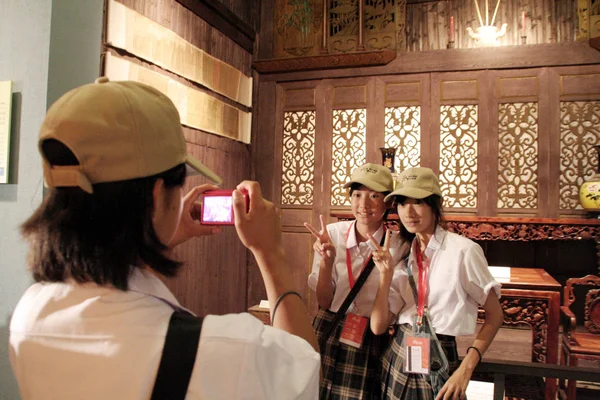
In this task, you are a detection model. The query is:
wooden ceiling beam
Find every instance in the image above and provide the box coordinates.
[176,0,255,53]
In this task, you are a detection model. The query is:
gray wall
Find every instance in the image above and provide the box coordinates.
[0,1,103,398]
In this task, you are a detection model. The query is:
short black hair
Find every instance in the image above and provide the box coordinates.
[392,194,445,243]
[21,140,187,290]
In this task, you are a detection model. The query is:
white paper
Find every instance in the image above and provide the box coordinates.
[488,266,511,282]
[465,380,498,400]
[258,300,270,309]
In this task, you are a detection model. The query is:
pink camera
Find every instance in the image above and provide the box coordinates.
[200,189,249,226]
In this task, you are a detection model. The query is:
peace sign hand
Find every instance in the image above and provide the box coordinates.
[368,230,394,277]
[304,214,336,266]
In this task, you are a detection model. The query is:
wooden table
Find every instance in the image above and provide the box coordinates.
[491,267,561,399]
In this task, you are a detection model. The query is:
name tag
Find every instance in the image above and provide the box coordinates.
[339,313,368,348]
[403,335,431,374]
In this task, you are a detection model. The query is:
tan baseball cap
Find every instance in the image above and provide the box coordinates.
[384,167,442,202]
[39,77,222,193]
[342,163,393,193]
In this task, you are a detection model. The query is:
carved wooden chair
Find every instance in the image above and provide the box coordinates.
[559,274,600,399]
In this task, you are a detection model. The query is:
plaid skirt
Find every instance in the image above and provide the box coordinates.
[314,309,390,400]
[381,324,459,400]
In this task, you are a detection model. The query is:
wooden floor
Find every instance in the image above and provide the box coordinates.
[457,325,600,399]
[456,324,534,362]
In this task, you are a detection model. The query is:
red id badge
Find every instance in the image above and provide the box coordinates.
[402,335,431,374]
[339,313,368,348]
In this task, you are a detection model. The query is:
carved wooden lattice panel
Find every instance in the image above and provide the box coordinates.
[329,0,402,53]
[439,105,478,208]
[331,109,367,206]
[497,102,539,209]
[281,111,316,205]
[384,106,421,171]
[559,101,600,210]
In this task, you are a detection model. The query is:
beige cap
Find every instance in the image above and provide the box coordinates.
[39,77,222,193]
[384,167,442,202]
[342,163,393,193]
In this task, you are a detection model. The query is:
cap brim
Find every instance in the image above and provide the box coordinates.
[384,187,435,202]
[185,155,222,185]
[342,179,389,193]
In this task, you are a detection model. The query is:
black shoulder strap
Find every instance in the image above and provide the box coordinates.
[318,232,386,350]
[151,311,203,400]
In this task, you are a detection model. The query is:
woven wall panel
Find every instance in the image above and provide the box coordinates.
[108,0,252,107]
[105,53,251,143]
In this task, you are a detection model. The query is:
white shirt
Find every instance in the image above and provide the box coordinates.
[395,227,501,336]
[307,220,405,317]
[9,268,320,400]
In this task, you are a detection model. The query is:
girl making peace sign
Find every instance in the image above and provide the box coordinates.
[305,163,408,400]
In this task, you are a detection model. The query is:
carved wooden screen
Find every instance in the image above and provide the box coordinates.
[430,73,484,213]
[330,108,367,206]
[557,69,600,213]
[492,72,544,216]
[497,102,539,210]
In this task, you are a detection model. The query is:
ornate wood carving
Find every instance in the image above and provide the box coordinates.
[585,289,600,334]
[445,219,600,272]
[478,296,552,363]
[253,50,396,73]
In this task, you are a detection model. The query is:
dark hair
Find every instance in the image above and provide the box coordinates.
[21,140,187,290]
[392,194,445,243]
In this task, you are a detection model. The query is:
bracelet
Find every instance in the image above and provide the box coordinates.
[271,291,303,325]
[466,346,483,364]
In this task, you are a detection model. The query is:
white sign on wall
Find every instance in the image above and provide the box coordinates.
[0,81,13,184]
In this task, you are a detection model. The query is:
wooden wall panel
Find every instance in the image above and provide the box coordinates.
[172,127,251,316]
[282,209,313,229]
[385,81,422,104]
[497,76,539,98]
[440,79,479,102]
[214,0,260,29]
[332,85,367,107]
[282,231,316,313]
[284,88,316,108]
[560,73,600,97]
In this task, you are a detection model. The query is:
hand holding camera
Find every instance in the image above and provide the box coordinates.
[231,181,283,258]
[168,184,222,248]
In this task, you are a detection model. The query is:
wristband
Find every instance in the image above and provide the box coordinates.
[467,346,483,364]
[271,291,302,325]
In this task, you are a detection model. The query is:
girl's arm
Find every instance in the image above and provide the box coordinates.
[369,231,400,335]
[435,291,503,400]
[305,215,337,310]
[370,270,396,335]
[315,257,335,309]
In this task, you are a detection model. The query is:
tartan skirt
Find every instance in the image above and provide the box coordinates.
[381,324,459,400]
[314,309,390,400]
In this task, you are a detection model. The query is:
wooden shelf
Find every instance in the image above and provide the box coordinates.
[253,50,397,74]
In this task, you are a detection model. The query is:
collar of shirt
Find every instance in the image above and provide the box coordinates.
[345,220,385,250]
[128,267,193,314]
[408,225,448,266]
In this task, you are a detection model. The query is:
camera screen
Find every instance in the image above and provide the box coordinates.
[202,196,233,223]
